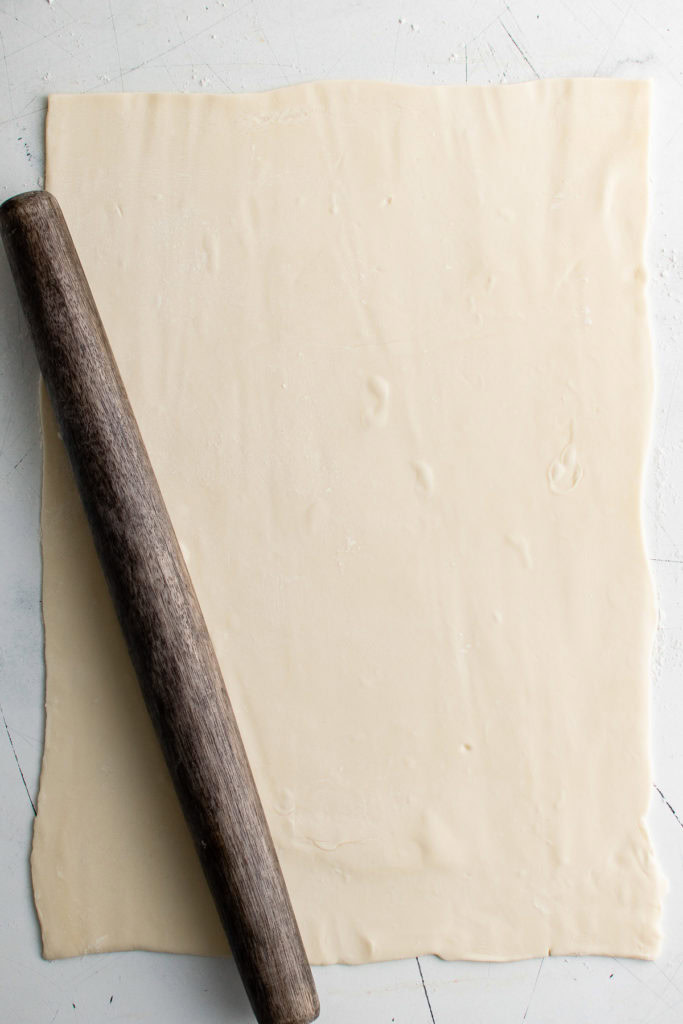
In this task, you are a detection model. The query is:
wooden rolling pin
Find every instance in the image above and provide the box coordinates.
[0,191,319,1024]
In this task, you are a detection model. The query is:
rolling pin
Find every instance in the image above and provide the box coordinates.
[0,191,319,1024]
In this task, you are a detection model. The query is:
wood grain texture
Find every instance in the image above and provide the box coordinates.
[0,190,319,1024]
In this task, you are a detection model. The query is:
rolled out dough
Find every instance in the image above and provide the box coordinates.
[33,80,663,964]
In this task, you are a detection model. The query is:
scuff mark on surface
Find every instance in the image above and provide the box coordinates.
[0,701,36,815]
[654,783,683,831]
[500,20,540,78]
[522,957,545,1022]
[416,957,436,1024]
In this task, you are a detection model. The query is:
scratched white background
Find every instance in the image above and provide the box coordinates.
[1,1,683,1022]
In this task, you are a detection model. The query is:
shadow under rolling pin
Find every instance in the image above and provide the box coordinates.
[0,190,320,1024]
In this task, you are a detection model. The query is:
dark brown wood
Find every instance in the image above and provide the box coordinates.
[0,190,319,1024]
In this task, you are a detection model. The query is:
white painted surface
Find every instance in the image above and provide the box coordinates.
[1,2,683,1021]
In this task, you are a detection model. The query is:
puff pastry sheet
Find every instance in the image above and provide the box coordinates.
[33,80,663,964]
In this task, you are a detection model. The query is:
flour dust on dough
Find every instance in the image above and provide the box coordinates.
[32,80,663,964]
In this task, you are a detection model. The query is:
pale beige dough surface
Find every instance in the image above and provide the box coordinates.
[33,80,664,964]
